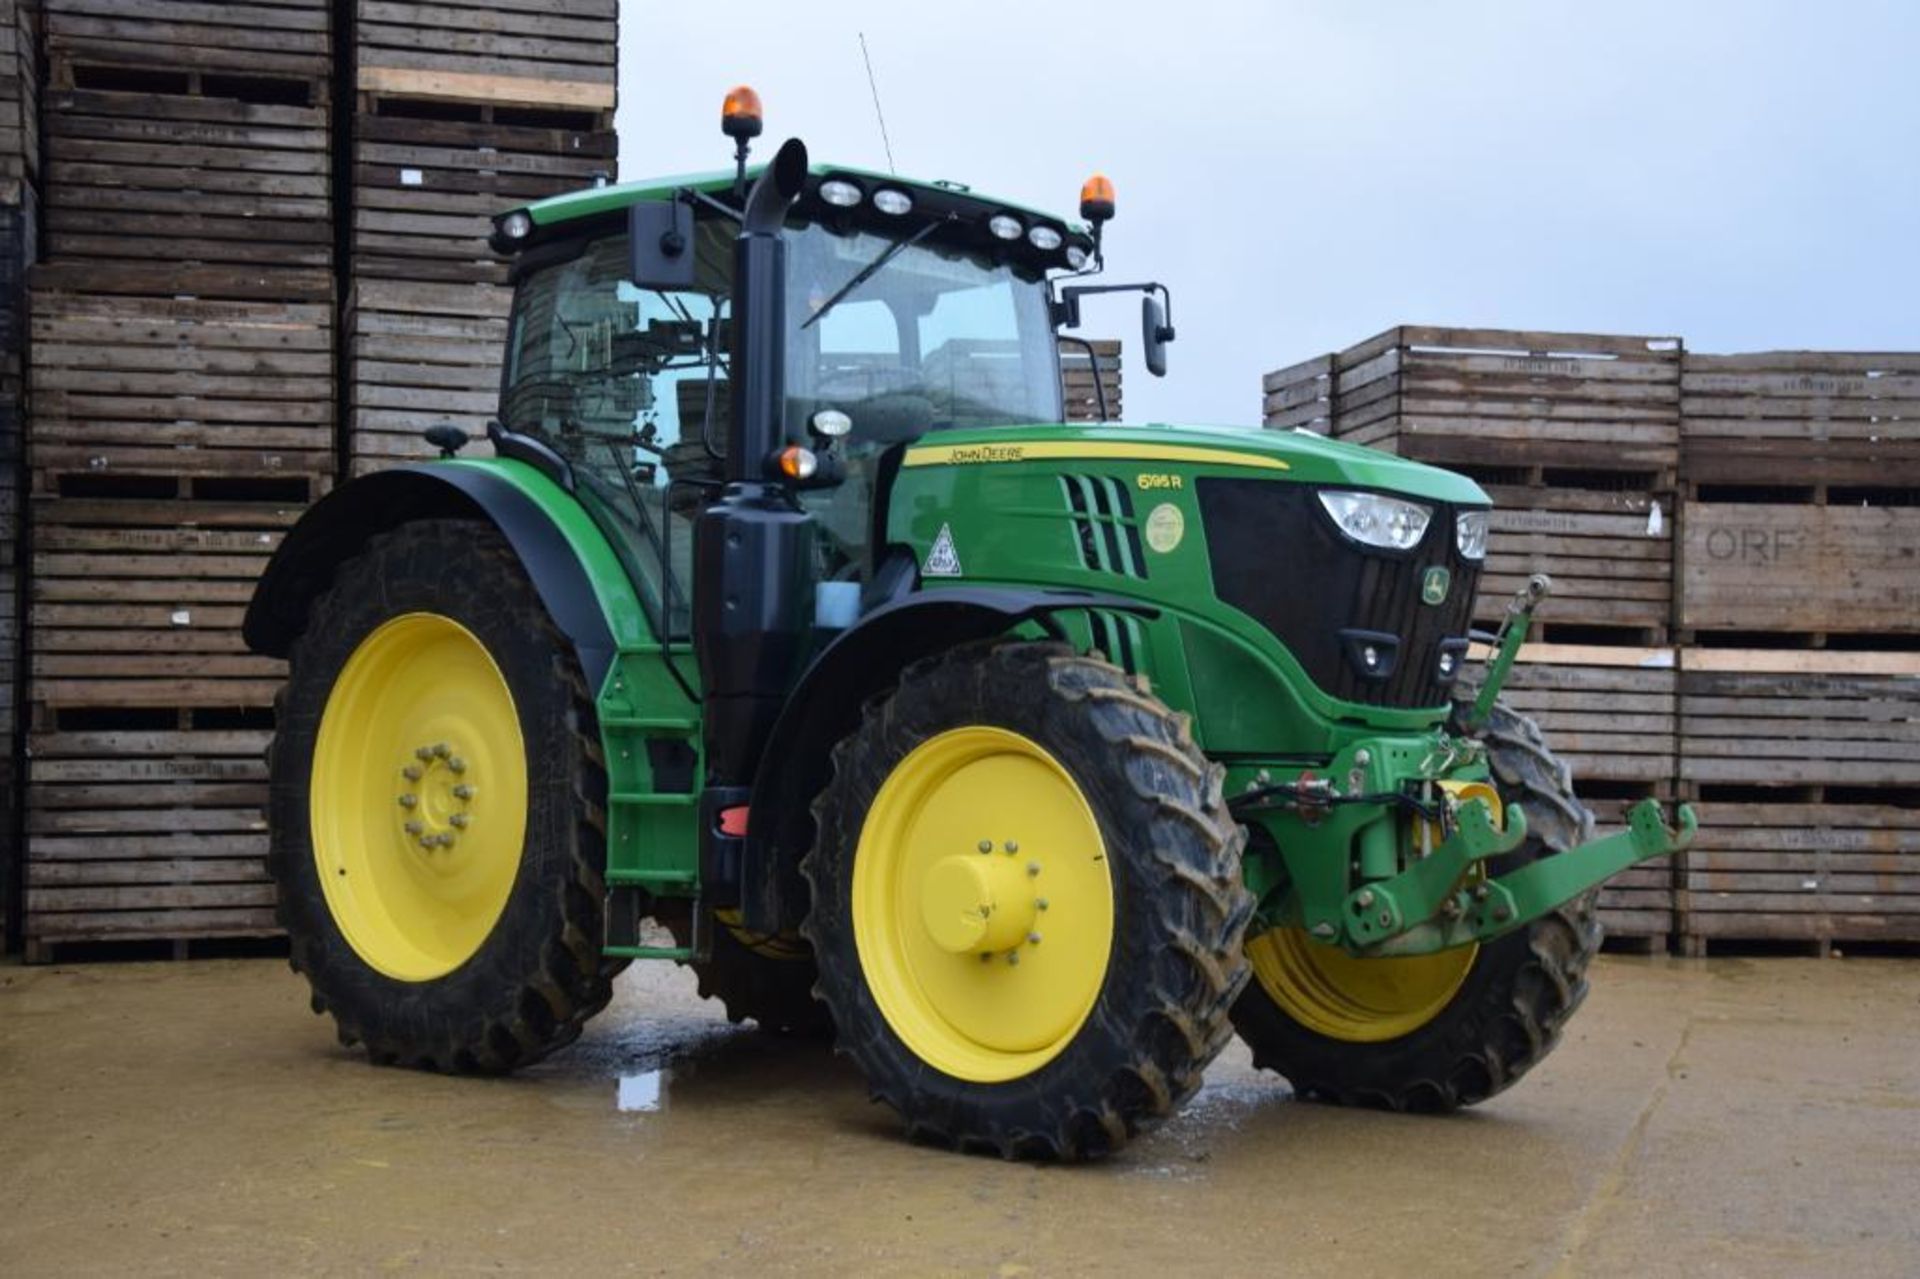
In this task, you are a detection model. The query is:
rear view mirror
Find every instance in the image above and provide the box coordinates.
[630,199,695,290]
[1142,294,1173,377]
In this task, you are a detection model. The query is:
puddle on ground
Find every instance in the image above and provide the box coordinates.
[615,1068,669,1113]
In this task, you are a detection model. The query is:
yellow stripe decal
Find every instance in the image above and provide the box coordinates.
[902,440,1290,472]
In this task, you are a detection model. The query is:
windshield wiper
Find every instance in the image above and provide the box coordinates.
[801,217,950,330]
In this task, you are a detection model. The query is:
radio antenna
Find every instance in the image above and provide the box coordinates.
[858,33,897,174]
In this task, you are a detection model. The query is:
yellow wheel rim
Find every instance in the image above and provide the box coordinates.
[311,613,528,982]
[852,726,1114,1083]
[1246,781,1500,1043]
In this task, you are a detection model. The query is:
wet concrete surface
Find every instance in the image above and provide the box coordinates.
[2,954,1917,1277]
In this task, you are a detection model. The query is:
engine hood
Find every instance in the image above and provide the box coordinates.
[899,423,1489,507]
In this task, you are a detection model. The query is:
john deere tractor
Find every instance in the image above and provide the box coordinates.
[244,89,1694,1159]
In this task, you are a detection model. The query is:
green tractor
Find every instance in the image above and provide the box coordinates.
[244,90,1694,1159]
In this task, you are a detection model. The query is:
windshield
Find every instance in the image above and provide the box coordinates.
[785,224,1062,440]
[497,211,1063,630]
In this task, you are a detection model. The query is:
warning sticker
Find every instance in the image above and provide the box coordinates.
[923,523,963,577]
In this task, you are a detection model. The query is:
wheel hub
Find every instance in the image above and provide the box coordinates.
[395,740,479,855]
[919,848,1041,956]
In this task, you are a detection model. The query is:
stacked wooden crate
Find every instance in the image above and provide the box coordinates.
[20,0,334,956]
[0,0,38,951]
[1059,338,1122,422]
[1267,327,1685,942]
[1673,353,1920,952]
[344,0,617,472]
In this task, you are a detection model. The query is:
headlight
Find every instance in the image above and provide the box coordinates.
[988,214,1023,240]
[819,179,863,207]
[1065,245,1089,270]
[1317,490,1432,551]
[872,188,913,215]
[498,210,533,240]
[1027,225,1063,250]
[1455,509,1489,560]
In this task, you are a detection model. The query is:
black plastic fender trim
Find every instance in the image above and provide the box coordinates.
[242,465,619,691]
[735,586,1158,931]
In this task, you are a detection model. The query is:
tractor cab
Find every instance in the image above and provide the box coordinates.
[488,125,1122,633]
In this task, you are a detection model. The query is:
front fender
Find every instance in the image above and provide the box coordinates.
[243,460,639,690]
[738,585,1157,932]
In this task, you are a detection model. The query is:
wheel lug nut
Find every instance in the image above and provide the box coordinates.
[1036,898,1049,910]
[1027,862,1041,877]
[977,840,992,853]
[1028,932,1041,944]
[450,814,470,829]
[404,820,423,835]
[453,784,474,800]
[448,757,466,774]
[402,765,422,781]
[397,794,417,809]
[415,746,434,761]
[1007,952,1020,966]
[1004,840,1018,854]
[432,743,450,758]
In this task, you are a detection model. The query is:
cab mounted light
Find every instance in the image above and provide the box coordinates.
[1079,172,1115,265]
[722,84,764,196]
[774,444,819,481]
[872,188,913,216]
[988,213,1023,241]
[819,179,863,207]
[1027,225,1062,251]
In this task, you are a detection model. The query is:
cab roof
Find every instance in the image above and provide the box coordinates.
[515,161,1089,236]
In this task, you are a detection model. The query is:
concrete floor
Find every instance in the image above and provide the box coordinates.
[1,954,1916,1277]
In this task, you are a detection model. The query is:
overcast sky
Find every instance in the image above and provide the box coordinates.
[617,0,1919,427]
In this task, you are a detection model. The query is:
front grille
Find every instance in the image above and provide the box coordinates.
[1197,478,1481,709]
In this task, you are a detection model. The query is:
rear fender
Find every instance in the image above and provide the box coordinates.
[243,460,645,690]
[738,586,1158,933]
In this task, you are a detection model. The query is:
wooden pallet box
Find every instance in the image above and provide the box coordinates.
[1260,352,1333,433]
[28,292,337,484]
[1680,500,1920,639]
[42,80,332,272]
[351,103,614,286]
[354,0,617,113]
[23,726,277,952]
[1059,338,1121,423]
[1476,477,1674,639]
[0,0,42,198]
[1309,326,1684,473]
[43,0,331,81]
[1680,798,1920,945]
[1678,654,1920,790]
[346,275,507,471]
[1483,645,1679,786]
[1681,352,1920,487]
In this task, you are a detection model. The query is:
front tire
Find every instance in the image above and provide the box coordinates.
[269,519,616,1072]
[802,642,1253,1160]
[1230,698,1600,1111]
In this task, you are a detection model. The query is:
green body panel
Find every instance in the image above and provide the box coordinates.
[439,459,703,919]
[517,162,1087,234]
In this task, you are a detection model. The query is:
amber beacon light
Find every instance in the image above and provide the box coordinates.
[722,84,764,139]
[1079,173,1116,223]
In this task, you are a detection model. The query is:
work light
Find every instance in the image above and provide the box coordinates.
[1027,225,1062,250]
[988,214,1023,240]
[873,189,913,215]
[819,179,863,207]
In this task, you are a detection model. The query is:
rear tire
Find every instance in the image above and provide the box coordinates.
[1230,698,1600,1111]
[269,519,616,1073]
[802,641,1253,1160]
